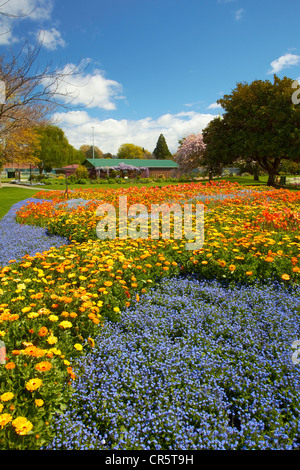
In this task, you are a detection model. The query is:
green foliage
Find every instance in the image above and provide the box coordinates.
[34,125,84,173]
[153,134,172,160]
[203,75,300,186]
[74,165,89,180]
[117,143,149,159]
[80,145,103,160]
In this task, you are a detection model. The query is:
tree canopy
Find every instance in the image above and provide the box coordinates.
[80,145,103,160]
[117,143,150,159]
[174,133,206,174]
[152,134,172,160]
[33,124,83,173]
[203,75,300,186]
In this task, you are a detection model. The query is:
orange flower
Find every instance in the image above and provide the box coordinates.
[228,264,236,272]
[281,274,290,281]
[38,327,48,337]
[5,362,15,370]
[35,361,52,372]
[23,346,45,357]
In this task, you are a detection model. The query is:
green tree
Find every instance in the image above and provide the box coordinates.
[153,134,172,159]
[204,75,300,186]
[34,124,82,173]
[117,143,148,159]
[80,145,103,159]
[202,117,233,180]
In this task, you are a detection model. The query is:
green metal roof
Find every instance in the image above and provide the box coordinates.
[84,158,178,168]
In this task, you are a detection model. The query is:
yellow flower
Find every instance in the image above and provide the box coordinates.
[47,335,58,345]
[74,343,83,351]
[0,413,12,428]
[35,399,44,407]
[27,312,39,319]
[49,348,61,355]
[1,392,14,402]
[104,281,113,287]
[113,307,120,313]
[59,321,73,329]
[12,416,33,435]
[25,378,43,391]
[17,283,26,291]
[21,306,31,313]
[281,274,290,281]
[49,315,59,322]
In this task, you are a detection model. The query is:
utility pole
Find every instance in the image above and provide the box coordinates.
[92,127,95,159]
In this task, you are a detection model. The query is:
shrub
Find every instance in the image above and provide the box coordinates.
[74,166,90,180]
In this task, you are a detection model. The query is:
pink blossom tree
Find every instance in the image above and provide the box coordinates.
[174,133,206,175]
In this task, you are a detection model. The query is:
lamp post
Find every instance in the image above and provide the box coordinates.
[92,126,95,159]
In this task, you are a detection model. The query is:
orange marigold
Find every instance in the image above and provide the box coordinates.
[35,361,52,372]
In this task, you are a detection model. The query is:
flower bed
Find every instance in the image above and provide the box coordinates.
[45,276,300,450]
[0,181,299,449]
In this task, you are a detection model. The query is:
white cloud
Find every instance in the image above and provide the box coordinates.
[38,27,66,50]
[234,8,245,21]
[0,0,53,44]
[47,63,125,111]
[1,0,53,20]
[207,102,222,109]
[0,16,18,44]
[268,53,300,74]
[52,110,218,154]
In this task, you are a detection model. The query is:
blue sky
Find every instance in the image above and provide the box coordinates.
[1,0,300,154]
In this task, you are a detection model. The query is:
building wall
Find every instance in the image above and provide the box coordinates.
[147,168,175,178]
[87,167,178,179]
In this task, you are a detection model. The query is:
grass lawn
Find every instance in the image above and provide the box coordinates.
[0,187,46,220]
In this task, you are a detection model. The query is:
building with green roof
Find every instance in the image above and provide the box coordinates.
[83,158,178,179]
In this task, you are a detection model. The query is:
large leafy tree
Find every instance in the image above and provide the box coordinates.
[80,145,103,159]
[174,133,206,174]
[117,143,149,159]
[204,75,300,186]
[34,124,83,173]
[152,133,172,159]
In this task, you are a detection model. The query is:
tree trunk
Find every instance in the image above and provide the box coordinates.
[267,172,277,187]
[253,164,260,181]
